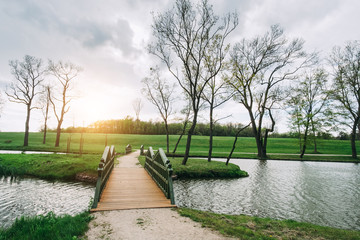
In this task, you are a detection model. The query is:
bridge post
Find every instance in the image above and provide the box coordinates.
[140,145,144,155]
[125,144,132,154]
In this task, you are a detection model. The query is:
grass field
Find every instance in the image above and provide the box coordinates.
[0,132,358,159]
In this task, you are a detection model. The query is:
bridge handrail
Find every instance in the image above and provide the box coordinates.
[144,146,175,205]
[92,145,116,209]
[125,144,132,154]
[140,145,144,155]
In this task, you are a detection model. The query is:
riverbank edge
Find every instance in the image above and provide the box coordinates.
[137,155,249,179]
[177,208,360,240]
[167,153,360,163]
[0,154,101,184]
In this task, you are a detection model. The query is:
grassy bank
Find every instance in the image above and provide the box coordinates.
[1,132,359,162]
[0,154,100,182]
[0,212,92,240]
[177,208,360,240]
[138,156,248,179]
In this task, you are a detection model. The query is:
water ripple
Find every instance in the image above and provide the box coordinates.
[174,159,360,231]
[0,177,94,229]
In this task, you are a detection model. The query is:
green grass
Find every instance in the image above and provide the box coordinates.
[0,132,358,156]
[177,208,360,240]
[0,212,92,240]
[138,156,248,179]
[0,132,129,154]
[0,154,100,182]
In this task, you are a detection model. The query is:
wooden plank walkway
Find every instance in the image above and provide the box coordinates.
[91,151,176,212]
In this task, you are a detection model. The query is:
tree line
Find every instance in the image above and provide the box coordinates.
[56,117,345,140]
[55,118,254,136]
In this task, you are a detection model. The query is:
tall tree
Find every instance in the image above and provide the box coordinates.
[286,68,330,158]
[226,25,315,159]
[149,0,238,164]
[202,35,233,162]
[48,60,82,147]
[329,41,360,159]
[6,55,45,146]
[142,67,176,153]
[40,85,52,144]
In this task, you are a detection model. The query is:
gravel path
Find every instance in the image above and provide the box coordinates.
[85,208,235,240]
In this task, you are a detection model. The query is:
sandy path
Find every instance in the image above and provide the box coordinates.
[85,151,235,240]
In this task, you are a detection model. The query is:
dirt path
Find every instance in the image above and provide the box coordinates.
[85,208,234,240]
[85,151,234,240]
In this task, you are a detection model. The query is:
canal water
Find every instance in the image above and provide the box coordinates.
[173,159,360,230]
[0,177,94,229]
[1,159,359,231]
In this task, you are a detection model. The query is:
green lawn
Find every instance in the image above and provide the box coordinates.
[0,132,358,157]
[0,154,100,182]
[178,208,360,240]
[138,156,248,179]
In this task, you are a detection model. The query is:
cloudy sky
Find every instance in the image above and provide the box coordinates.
[0,0,359,132]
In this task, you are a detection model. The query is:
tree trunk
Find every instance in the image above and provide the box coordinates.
[253,134,265,159]
[55,117,64,147]
[55,124,61,147]
[351,118,359,159]
[23,106,31,147]
[182,111,197,165]
[165,120,170,153]
[226,134,239,165]
[311,120,318,153]
[300,121,310,159]
[172,120,188,154]
[226,123,251,165]
[42,122,47,144]
[42,102,49,144]
[207,107,214,162]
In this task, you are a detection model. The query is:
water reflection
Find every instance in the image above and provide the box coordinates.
[173,159,360,230]
[0,177,94,229]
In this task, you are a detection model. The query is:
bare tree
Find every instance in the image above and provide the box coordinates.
[226,25,316,159]
[142,67,176,153]
[286,68,330,158]
[6,55,45,146]
[149,0,238,165]
[39,85,52,144]
[132,98,143,121]
[48,60,82,147]
[329,41,360,159]
[202,40,233,161]
[226,122,251,165]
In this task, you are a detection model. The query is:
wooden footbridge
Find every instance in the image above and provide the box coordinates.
[91,145,176,212]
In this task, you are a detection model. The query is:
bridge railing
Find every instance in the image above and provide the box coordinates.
[144,147,175,205]
[92,145,116,209]
[125,144,132,154]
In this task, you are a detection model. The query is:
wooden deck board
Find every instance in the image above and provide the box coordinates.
[91,164,176,212]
